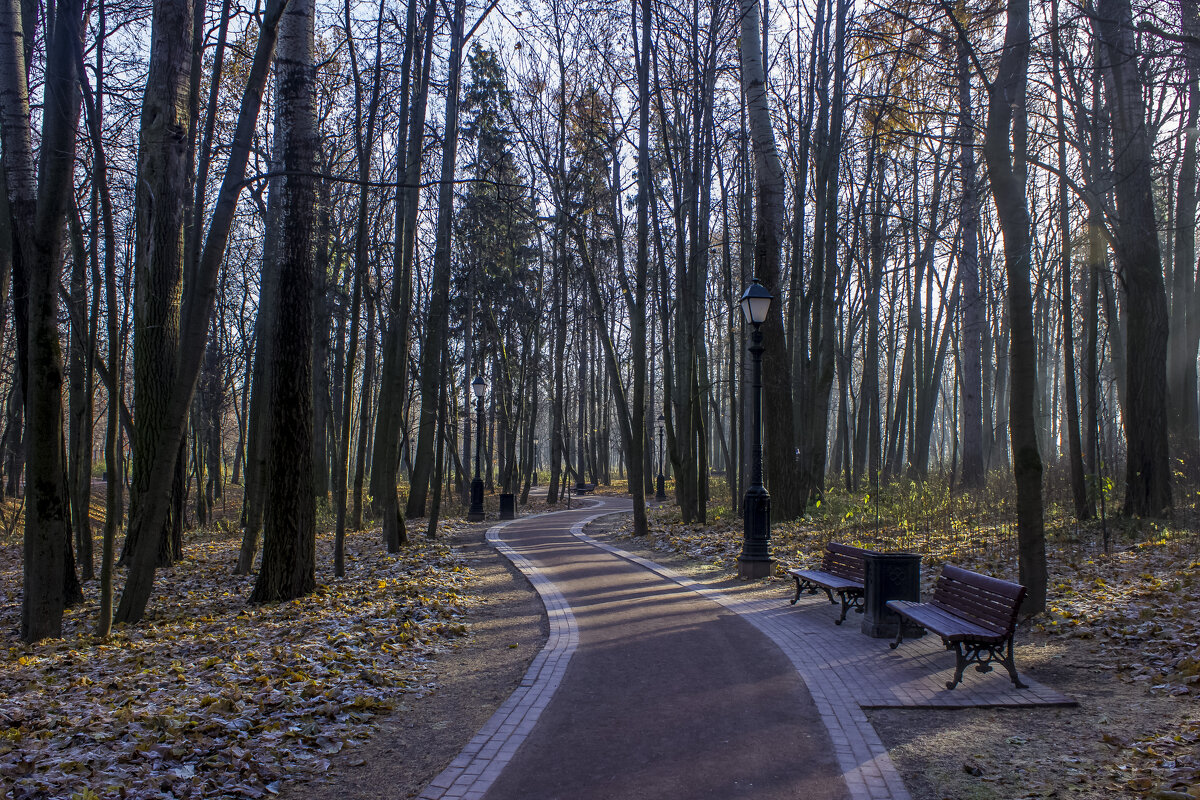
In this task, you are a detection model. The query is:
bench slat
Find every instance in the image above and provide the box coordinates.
[789,569,862,593]
[930,569,1024,634]
[887,600,1007,643]
[931,587,1015,633]
[941,564,1024,600]
[823,543,867,582]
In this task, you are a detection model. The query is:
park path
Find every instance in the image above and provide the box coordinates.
[419,497,850,800]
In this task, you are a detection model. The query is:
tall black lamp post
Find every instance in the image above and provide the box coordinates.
[468,375,487,521]
[655,414,666,500]
[738,279,773,579]
[533,437,540,486]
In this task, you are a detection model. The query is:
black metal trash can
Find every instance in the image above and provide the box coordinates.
[498,493,516,520]
[861,551,924,638]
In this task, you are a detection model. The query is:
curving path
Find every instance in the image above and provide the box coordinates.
[420,498,850,800]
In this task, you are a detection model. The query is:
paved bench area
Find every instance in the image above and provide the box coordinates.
[575,532,1075,711]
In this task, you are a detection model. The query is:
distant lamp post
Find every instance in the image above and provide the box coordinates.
[576,412,588,493]
[533,437,540,486]
[468,375,487,521]
[655,414,666,500]
[738,279,773,579]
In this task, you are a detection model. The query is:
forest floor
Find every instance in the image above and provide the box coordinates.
[596,489,1200,800]
[0,487,554,800]
[1,482,1198,799]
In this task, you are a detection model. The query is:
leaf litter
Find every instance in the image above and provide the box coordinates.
[0,518,481,800]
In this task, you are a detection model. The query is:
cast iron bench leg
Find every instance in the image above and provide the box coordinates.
[947,641,969,690]
[1001,638,1028,689]
[835,592,850,625]
[889,620,907,650]
[791,577,802,604]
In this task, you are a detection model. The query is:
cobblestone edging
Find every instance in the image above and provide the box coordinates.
[418,504,612,800]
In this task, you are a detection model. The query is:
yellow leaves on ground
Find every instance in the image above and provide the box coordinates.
[0,519,481,799]
[1100,720,1200,798]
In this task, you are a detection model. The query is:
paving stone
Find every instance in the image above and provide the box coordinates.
[418,508,614,800]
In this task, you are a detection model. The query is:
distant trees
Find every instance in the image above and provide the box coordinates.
[4,0,1200,640]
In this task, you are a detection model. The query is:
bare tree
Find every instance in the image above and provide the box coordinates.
[979,0,1046,613]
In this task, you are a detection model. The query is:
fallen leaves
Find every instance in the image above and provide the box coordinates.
[1100,721,1200,798]
[0,518,482,799]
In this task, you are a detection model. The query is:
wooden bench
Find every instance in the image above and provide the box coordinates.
[787,543,868,625]
[575,483,596,495]
[887,564,1027,690]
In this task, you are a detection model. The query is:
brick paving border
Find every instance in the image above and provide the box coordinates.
[418,504,612,800]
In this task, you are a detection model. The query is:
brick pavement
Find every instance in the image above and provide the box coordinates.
[418,507,612,800]
[571,528,1076,800]
[421,504,1075,800]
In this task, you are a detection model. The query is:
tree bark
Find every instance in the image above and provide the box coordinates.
[1095,0,1173,517]
[0,0,84,641]
[251,0,316,602]
[980,0,1046,614]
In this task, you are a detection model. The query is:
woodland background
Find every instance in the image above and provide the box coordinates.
[0,0,1196,644]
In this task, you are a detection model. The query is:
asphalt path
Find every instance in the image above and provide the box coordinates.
[481,496,850,800]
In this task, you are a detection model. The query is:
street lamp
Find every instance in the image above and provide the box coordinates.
[655,414,666,500]
[468,375,487,521]
[738,279,773,579]
[533,437,540,486]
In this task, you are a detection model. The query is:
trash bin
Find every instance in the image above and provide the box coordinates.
[861,551,924,638]
[499,493,516,520]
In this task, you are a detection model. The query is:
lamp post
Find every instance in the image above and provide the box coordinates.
[575,405,587,494]
[655,414,666,500]
[468,375,487,521]
[738,279,773,579]
[533,437,540,486]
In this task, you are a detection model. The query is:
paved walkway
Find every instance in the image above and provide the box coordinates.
[420,498,1073,800]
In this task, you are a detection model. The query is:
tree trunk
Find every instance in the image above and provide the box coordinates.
[980,0,1046,615]
[1095,0,1173,517]
[251,0,316,603]
[124,0,196,572]
[739,0,798,519]
[236,172,282,574]
[0,0,84,641]
[1051,3,1088,519]
[377,0,434,551]
[405,0,466,518]
[115,0,289,623]
[957,31,985,489]
[1169,0,1200,471]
